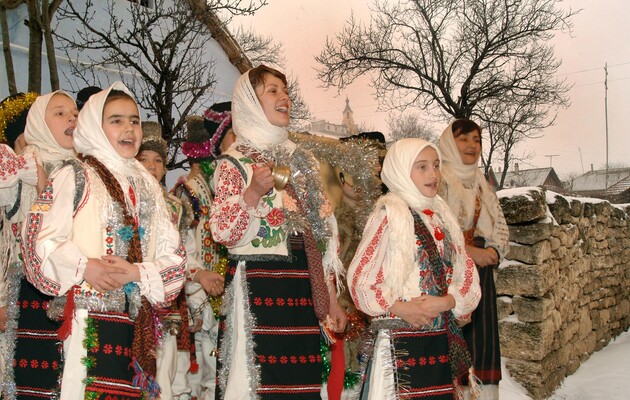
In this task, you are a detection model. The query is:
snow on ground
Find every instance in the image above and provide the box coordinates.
[501,328,630,399]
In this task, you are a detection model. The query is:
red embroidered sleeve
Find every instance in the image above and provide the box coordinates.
[0,144,28,184]
[350,215,389,315]
[211,161,250,247]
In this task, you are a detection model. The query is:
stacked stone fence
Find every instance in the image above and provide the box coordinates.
[496,187,630,399]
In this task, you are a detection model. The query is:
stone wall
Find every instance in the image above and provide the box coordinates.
[496,187,630,399]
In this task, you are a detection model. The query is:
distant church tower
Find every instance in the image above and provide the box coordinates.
[342,96,359,135]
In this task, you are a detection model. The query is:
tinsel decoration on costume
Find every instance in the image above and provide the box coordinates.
[320,339,362,389]
[81,317,99,375]
[289,132,382,230]
[0,92,38,143]
[264,144,331,244]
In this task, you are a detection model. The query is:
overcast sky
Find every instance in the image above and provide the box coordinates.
[232,0,630,179]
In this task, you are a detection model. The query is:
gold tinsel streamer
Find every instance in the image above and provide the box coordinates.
[0,92,38,143]
[209,256,228,318]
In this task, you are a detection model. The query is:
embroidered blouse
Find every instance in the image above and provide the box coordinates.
[21,163,186,304]
[210,146,288,257]
[348,205,481,320]
[0,144,37,206]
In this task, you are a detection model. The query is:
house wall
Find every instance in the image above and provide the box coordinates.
[496,187,630,399]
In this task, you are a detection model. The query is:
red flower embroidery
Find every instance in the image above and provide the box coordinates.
[31,300,40,309]
[103,344,113,354]
[52,361,59,370]
[268,356,277,364]
[429,356,436,365]
[19,359,27,368]
[254,297,263,306]
[30,360,39,369]
[308,355,316,363]
[299,298,308,306]
[419,357,427,366]
[299,356,307,364]
[266,208,284,228]
[439,355,449,363]
[258,355,266,363]
[264,297,274,306]
[276,298,285,306]
[41,361,49,369]
[290,356,297,364]
[280,356,288,364]
[407,358,416,366]
[116,345,123,355]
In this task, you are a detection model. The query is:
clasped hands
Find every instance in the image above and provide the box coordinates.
[83,255,140,293]
[389,294,455,328]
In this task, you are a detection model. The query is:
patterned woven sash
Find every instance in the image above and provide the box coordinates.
[411,210,473,382]
[81,155,158,379]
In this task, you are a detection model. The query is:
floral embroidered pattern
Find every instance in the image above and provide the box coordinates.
[0,145,28,182]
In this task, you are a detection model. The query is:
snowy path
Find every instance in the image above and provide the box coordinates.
[501,328,630,399]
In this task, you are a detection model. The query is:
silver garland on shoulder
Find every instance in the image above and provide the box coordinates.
[289,132,383,231]
[265,144,331,243]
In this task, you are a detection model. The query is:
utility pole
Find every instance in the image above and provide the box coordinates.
[605,63,609,188]
[545,154,559,168]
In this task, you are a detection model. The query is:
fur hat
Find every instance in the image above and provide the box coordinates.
[182,101,232,161]
[76,86,102,111]
[0,92,38,148]
[140,121,168,165]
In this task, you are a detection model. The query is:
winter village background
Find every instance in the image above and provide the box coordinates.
[1,1,628,399]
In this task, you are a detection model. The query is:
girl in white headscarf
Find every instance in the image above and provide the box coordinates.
[438,120,509,400]
[348,138,481,399]
[0,91,77,400]
[210,65,346,399]
[21,82,186,400]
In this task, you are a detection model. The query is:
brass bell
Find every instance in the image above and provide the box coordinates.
[270,165,290,191]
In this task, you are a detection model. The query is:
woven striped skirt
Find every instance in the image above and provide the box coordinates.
[217,238,322,399]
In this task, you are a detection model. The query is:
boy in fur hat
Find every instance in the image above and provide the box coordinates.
[171,103,234,400]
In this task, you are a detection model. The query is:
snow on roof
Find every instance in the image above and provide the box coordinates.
[503,167,555,188]
[571,168,630,192]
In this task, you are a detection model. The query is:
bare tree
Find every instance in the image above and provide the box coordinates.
[387,112,435,143]
[0,0,22,94]
[55,0,265,168]
[234,25,311,129]
[1,0,62,93]
[317,0,577,173]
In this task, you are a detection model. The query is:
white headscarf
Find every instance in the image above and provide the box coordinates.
[378,138,466,296]
[438,121,496,230]
[231,69,291,151]
[74,82,169,221]
[24,90,76,164]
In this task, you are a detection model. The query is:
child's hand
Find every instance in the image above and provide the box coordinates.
[194,270,225,297]
[328,296,347,333]
[415,294,455,318]
[101,255,140,286]
[243,164,274,207]
[84,257,129,293]
[389,297,436,328]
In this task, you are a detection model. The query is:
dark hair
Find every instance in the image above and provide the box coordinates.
[103,89,137,118]
[248,65,288,90]
[451,118,482,139]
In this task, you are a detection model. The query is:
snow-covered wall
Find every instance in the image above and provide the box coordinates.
[496,187,630,399]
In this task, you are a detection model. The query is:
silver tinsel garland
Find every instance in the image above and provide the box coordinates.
[289,132,383,231]
[216,261,261,398]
